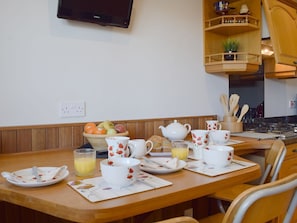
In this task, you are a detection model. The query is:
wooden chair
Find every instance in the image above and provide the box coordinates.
[155,173,297,223]
[154,216,199,223]
[211,139,287,213]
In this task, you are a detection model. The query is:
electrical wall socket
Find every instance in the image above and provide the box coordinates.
[289,100,296,109]
[60,101,86,117]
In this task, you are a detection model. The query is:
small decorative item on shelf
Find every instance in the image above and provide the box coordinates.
[223,38,239,61]
[239,4,249,15]
[214,1,230,15]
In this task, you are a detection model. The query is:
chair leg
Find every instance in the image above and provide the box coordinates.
[283,190,297,223]
[217,199,226,213]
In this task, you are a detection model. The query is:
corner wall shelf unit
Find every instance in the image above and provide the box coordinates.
[203,0,262,75]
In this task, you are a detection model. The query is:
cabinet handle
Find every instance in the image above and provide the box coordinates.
[293,61,297,65]
[292,149,297,153]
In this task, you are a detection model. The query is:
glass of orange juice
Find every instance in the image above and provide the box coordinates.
[74,148,96,177]
[171,140,189,161]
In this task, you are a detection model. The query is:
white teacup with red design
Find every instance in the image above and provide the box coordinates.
[191,130,210,147]
[105,136,130,158]
[100,157,140,188]
[191,130,210,159]
[209,130,230,145]
[206,120,222,131]
[128,139,154,158]
[202,145,234,168]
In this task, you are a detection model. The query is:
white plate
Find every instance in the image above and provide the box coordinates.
[4,167,69,187]
[140,158,187,174]
[149,152,172,157]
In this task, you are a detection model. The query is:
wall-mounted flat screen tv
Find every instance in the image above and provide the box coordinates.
[57,0,133,28]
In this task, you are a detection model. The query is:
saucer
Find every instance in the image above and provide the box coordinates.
[140,158,187,174]
[3,166,69,187]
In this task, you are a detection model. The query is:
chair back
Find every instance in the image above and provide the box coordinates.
[259,139,286,184]
[223,173,297,223]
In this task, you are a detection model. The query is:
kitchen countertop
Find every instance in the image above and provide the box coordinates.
[281,136,297,145]
[231,132,297,148]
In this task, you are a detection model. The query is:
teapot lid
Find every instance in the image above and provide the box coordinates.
[168,120,184,127]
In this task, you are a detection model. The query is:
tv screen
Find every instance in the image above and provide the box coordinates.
[57,0,133,28]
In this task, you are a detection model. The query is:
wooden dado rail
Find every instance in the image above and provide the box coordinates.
[0,115,217,154]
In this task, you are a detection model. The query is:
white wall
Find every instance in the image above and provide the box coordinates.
[265,78,297,117]
[0,0,228,126]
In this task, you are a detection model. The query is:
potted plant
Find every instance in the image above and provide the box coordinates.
[223,38,239,60]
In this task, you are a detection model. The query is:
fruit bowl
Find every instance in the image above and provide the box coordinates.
[83,131,129,152]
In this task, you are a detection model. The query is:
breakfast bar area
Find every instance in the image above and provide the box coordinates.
[0,147,262,223]
[1,0,297,222]
[0,115,286,223]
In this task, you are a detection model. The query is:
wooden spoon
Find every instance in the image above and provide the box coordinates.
[229,94,240,116]
[220,94,229,115]
[237,104,249,123]
[233,104,239,117]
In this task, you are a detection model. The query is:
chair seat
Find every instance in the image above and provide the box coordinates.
[198,213,224,223]
[154,216,199,223]
[210,183,254,202]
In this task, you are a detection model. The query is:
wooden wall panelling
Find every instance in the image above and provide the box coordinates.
[153,120,166,136]
[32,128,46,151]
[0,115,217,154]
[2,201,20,222]
[45,127,59,150]
[0,131,2,153]
[1,130,17,153]
[0,202,4,222]
[19,205,35,223]
[58,127,73,149]
[144,121,156,138]
[72,125,84,148]
[17,129,32,153]
[0,201,76,223]
[125,121,138,139]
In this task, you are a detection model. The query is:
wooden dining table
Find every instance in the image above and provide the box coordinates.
[0,147,261,223]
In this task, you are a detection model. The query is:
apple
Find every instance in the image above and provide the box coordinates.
[107,128,117,135]
[115,124,126,133]
[103,120,115,130]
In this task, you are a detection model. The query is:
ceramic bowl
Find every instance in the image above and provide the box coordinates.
[83,131,129,152]
[209,130,230,145]
[202,145,234,168]
[100,157,140,188]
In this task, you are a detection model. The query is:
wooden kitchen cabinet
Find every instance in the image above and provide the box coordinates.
[203,0,262,75]
[279,142,297,223]
[279,143,297,178]
[264,57,297,78]
[263,0,297,67]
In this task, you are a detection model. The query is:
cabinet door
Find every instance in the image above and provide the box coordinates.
[279,157,297,178]
[279,143,297,178]
[263,0,297,66]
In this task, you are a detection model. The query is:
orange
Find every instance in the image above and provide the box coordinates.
[84,122,96,134]
[97,127,107,135]
[92,128,101,134]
